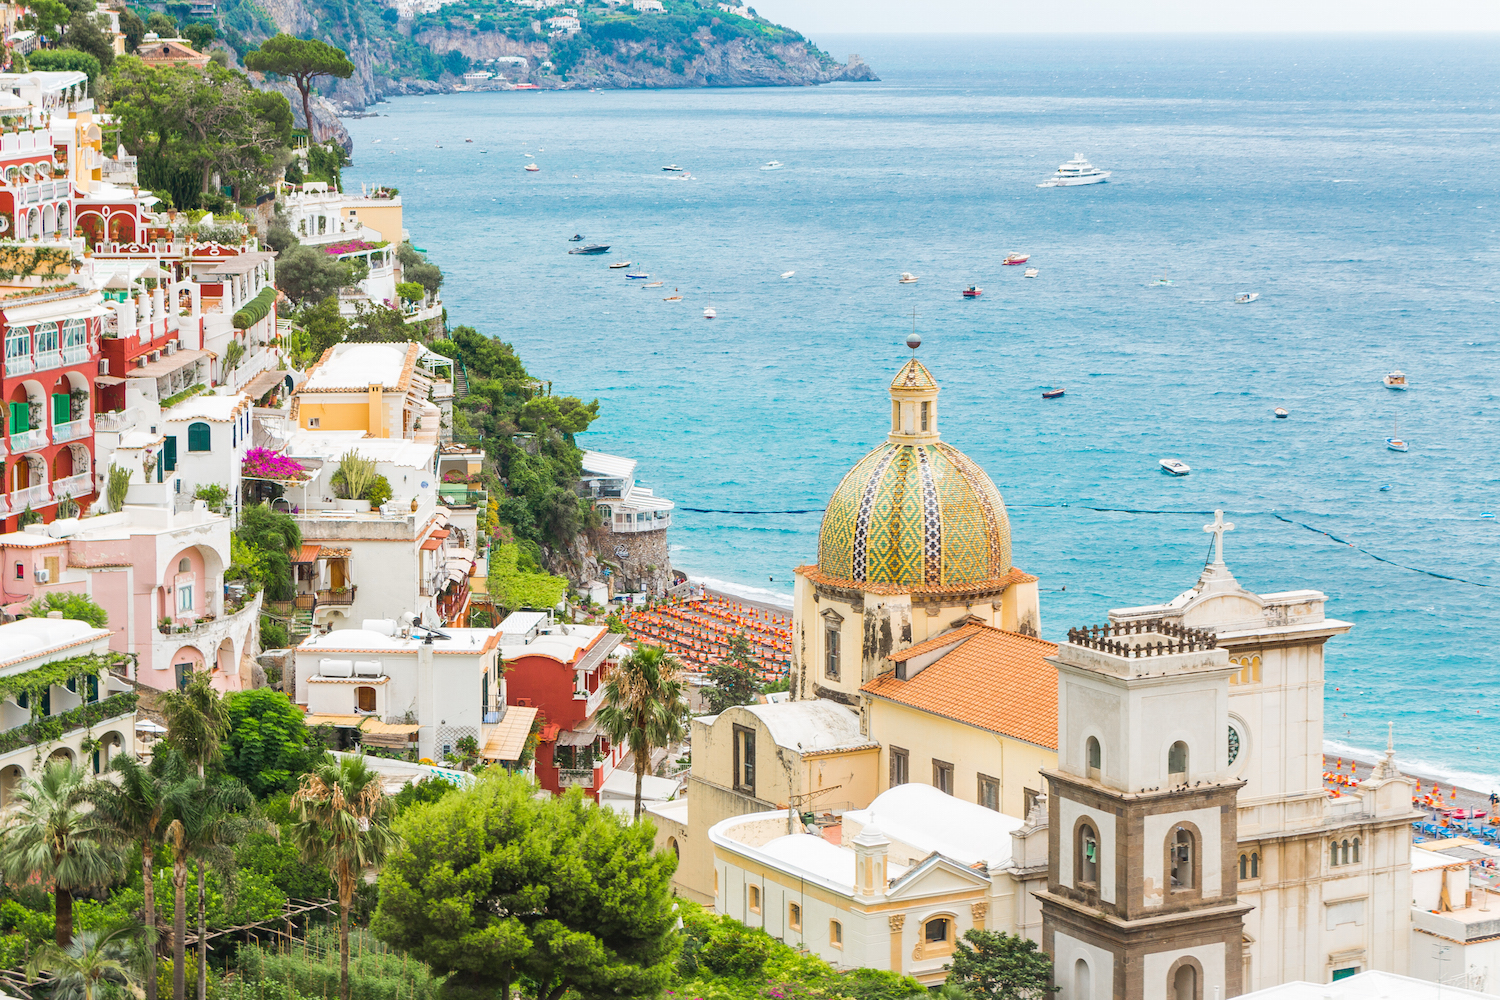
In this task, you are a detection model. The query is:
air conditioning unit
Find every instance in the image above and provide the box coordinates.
[34,568,49,583]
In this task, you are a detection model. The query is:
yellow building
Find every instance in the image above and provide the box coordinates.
[292,342,432,437]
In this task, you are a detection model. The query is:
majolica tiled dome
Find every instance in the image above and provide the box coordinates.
[815,360,1013,591]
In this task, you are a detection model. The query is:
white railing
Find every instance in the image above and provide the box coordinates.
[32,350,60,373]
[93,408,136,433]
[611,511,672,534]
[62,345,89,365]
[10,428,47,453]
[52,417,88,443]
[5,355,33,376]
[10,483,51,509]
[52,472,90,500]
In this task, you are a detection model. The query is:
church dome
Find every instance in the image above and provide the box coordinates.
[814,358,1014,593]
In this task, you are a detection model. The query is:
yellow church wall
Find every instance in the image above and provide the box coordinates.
[866,698,1055,818]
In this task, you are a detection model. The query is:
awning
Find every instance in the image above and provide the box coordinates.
[539,723,560,742]
[127,348,213,380]
[93,375,126,386]
[303,713,366,729]
[420,537,441,551]
[430,528,450,539]
[361,720,421,736]
[242,369,286,399]
[294,543,322,563]
[481,706,538,761]
[556,728,600,747]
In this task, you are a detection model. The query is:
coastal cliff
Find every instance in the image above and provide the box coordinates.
[233,0,874,121]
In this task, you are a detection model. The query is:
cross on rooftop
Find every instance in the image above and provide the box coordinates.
[1204,509,1234,565]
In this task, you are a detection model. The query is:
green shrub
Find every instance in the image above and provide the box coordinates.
[260,616,288,650]
[365,474,393,507]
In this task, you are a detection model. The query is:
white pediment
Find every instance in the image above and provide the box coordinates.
[887,853,990,900]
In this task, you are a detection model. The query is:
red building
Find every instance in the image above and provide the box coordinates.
[501,619,624,801]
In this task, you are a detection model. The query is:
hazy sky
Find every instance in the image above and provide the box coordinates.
[748,0,1500,35]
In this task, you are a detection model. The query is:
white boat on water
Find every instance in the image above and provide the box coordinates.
[662,164,683,172]
[1039,153,1111,187]
[703,306,717,319]
[1159,458,1191,476]
[1383,370,1408,389]
[1387,418,1409,452]
[1236,292,1259,304]
[524,163,539,172]
[781,270,795,278]
[1151,275,1173,287]
[1024,268,1039,278]
[761,161,783,170]
[609,261,632,269]
[899,272,919,284]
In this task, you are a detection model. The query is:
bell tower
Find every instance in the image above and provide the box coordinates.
[1038,619,1251,1000]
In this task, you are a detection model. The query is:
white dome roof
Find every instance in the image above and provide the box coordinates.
[309,629,399,649]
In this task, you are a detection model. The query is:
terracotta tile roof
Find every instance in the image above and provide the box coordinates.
[861,623,1059,749]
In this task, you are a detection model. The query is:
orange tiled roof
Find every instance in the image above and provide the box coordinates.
[861,623,1059,749]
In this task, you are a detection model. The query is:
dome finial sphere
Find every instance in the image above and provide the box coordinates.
[906,332,921,350]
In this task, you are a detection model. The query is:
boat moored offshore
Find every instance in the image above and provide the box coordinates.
[1039,154,1111,187]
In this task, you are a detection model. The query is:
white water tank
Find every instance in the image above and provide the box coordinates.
[362,619,397,636]
[353,659,384,677]
[318,658,354,678]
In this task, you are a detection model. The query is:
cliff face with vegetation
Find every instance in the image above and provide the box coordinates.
[230,0,873,111]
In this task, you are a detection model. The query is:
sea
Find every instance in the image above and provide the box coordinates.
[340,34,1500,791]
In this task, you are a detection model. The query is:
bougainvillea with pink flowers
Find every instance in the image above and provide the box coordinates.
[242,448,307,481]
[323,239,377,256]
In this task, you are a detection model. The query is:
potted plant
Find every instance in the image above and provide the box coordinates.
[158,616,172,635]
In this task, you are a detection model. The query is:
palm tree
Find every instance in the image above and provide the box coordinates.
[0,759,119,946]
[162,777,254,1000]
[597,645,687,821]
[157,670,232,1000]
[88,749,189,1000]
[27,923,148,1000]
[291,754,401,1000]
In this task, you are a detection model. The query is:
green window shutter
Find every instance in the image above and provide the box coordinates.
[52,393,68,426]
[187,422,211,452]
[163,436,177,472]
[9,402,26,433]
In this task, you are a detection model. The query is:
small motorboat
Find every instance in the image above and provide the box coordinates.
[761,161,783,170]
[1236,292,1259,304]
[1159,458,1191,476]
[1042,388,1065,399]
[663,295,683,301]
[662,164,684,171]
[609,260,632,269]
[524,163,539,172]
[1003,253,1030,265]
[569,234,584,242]
[962,286,982,298]
[1387,418,1408,452]
[703,306,716,319]
[1024,268,1039,278]
[781,270,795,278]
[1274,407,1289,419]
[899,272,918,284]
[1383,370,1408,389]
[466,138,473,143]
[1380,485,1392,492]
[626,272,650,279]
[643,281,664,287]
[569,244,610,255]
[1151,275,1173,286]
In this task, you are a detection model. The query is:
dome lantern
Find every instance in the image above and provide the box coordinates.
[888,358,940,445]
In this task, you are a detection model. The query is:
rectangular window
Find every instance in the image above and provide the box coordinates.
[33,321,56,355]
[788,902,801,931]
[830,920,842,948]
[978,774,1000,811]
[748,884,761,913]
[920,400,929,431]
[177,582,194,613]
[932,759,954,795]
[824,625,840,680]
[890,746,909,787]
[733,724,756,795]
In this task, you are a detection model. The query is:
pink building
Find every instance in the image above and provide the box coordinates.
[0,503,260,691]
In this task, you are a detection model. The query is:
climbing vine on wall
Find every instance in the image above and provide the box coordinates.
[0,245,82,281]
[0,653,127,716]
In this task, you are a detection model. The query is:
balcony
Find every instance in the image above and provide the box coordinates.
[574,681,607,717]
[557,768,595,789]
[52,417,89,443]
[94,408,137,433]
[5,355,33,376]
[10,483,51,510]
[52,472,91,500]
[10,428,47,453]
[62,345,89,366]
[33,350,60,373]
[316,586,357,606]
[609,510,672,534]
[438,486,488,508]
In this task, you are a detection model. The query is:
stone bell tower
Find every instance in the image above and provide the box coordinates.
[1038,619,1252,1000]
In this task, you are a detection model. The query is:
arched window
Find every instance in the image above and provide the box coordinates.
[748,885,761,913]
[1173,963,1197,1000]
[1239,854,1247,880]
[1352,837,1360,863]
[1086,736,1101,775]
[667,837,680,859]
[1074,959,1091,1000]
[178,557,190,573]
[1078,823,1098,887]
[1330,840,1340,867]
[1168,741,1189,782]
[830,920,843,948]
[187,421,211,452]
[1341,839,1351,866]
[922,916,955,957]
[1170,826,1195,891]
[788,902,802,931]
[1251,852,1260,877]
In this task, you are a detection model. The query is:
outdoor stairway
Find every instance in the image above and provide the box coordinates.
[454,356,470,398]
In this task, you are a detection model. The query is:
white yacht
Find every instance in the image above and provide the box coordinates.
[1038,154,1111,187]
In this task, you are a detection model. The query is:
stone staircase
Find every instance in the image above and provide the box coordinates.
[454,356,470,398]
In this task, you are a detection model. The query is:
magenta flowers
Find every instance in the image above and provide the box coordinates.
[242,447,306,481]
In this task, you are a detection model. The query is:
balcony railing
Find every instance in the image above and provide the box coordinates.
[52,472,91,500]
[33,350,60,373]
[610,511,672,534]
[438,486,488,507]
[10,428,47,453]
[316,587,357,606]
[52,417,89,443]
[557,768,595,789]
[5,355,33,376]
[10,483,51,510]
[62,345,89,366]
[94,408,137,433]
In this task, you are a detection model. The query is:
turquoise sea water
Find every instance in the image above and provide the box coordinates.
[342,35,1500,788]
